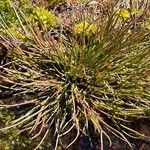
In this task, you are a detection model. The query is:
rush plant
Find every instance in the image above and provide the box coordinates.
[0,0,150,150]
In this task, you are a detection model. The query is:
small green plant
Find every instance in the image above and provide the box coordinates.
[74,21,97,35]
[30,7,58,29]
[0,109,30,150]
[116,8,130,19]
[0,0,58,29]
[0,0,17,25]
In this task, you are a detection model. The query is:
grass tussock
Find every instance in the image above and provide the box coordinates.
[0,0,150,149]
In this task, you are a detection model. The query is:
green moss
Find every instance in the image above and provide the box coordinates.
[0,109,30,150]
[0,0,17,25]
[30,7,58,29]
[144,109,150,116]
[0,0,58,29]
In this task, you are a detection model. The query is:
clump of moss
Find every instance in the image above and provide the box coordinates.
[0,0,58,30]
[0,0,17,25]
[0,109,30,150]
[30,7,58,29]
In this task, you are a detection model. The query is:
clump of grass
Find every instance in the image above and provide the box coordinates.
[0,0,150,150]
